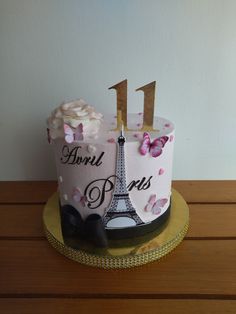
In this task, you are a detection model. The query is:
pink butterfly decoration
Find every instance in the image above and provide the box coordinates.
[47,128,52,144]
[72,187,87,207]
[64,123,83,143]
[139,132,169,158]
[144,194,168,215]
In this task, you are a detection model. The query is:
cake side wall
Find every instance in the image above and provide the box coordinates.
[53,130,174,223]
[126,131,175,223]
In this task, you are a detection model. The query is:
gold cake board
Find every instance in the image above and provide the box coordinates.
[43,189,189,269]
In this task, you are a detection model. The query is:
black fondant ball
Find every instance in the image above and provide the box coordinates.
[60,204,83,237]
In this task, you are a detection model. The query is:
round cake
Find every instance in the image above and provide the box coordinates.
[47,85,175,249]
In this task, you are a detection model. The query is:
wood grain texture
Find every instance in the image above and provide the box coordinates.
[0,181,57,204]
[1,203,235,238]
[0,205,44,238]
[1,299,236,314]
[1,240,236,296]
[187,204,236,239]
[0,181,236,313]
[172,180,236,203]
[187,204,236,238]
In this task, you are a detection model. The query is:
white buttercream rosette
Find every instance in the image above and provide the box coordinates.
[47,99,103,140]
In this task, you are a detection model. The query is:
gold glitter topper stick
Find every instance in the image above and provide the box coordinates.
[136,81,156,131]
[109,79,128,130]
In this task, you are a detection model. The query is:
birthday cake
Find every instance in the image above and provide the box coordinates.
[47,80,175,249]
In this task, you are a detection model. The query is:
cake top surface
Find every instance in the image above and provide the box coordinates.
[47,99,174,144]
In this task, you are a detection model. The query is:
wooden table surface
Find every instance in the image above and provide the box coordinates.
[0,181,236,313]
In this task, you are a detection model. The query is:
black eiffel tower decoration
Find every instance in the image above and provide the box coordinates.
[103,126,144,228]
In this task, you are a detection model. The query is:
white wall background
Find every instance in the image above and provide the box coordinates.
[0,0,236,180]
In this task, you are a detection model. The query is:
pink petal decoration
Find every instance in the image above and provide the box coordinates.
[169,135,174,142]
[159,168,165,175]
[139,132,151,156]
[148,194,156,205]
[144,203,152,212]
[107,138,115,143]
[155,198,168,207]
[164,123,170,128]
[152,206,161,215]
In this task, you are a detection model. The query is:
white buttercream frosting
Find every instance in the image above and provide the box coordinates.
[47,99,103,140]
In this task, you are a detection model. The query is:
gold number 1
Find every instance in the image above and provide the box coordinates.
[109,79,156,131]
[136,81,156,131]
[109,79,127,130]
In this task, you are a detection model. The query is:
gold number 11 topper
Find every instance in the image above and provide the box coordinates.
[109,79,156,131]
